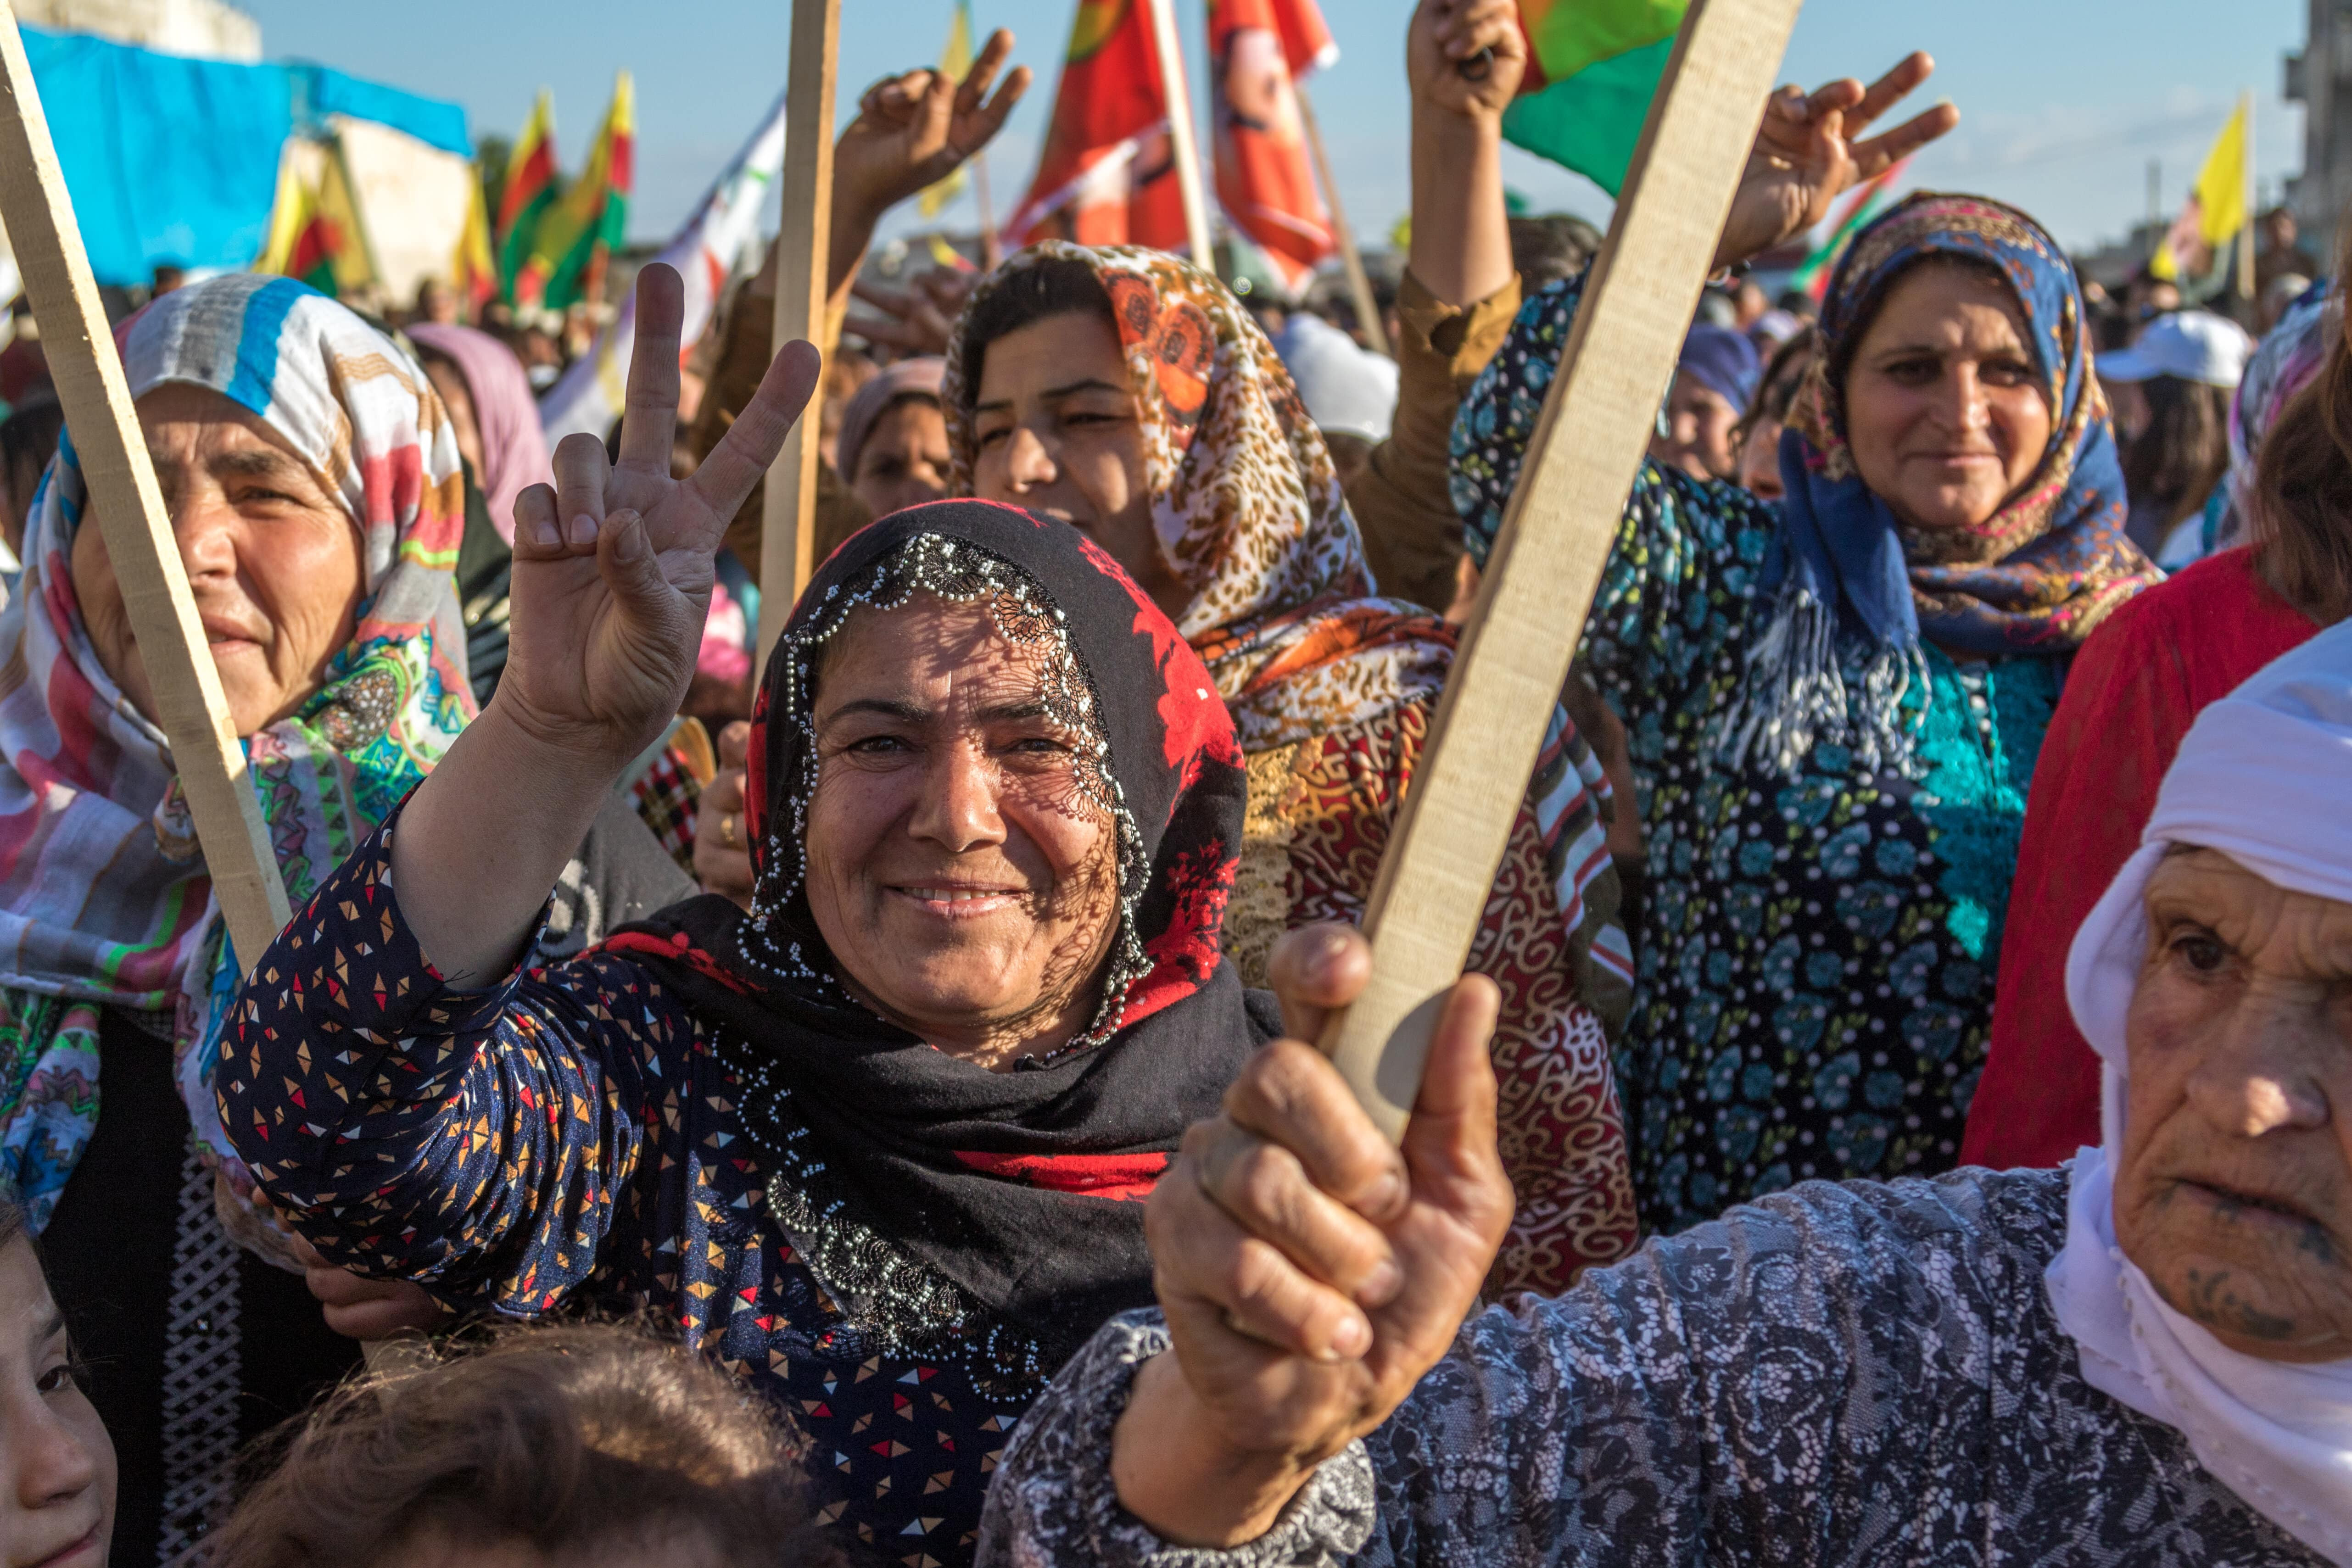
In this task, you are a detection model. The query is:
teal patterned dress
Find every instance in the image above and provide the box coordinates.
[1574,461,2061,1233]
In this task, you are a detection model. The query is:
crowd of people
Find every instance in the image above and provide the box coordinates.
[0,0,2347,1563]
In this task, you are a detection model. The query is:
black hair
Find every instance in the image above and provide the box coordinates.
[0,394,62,483]
[1508,215,1604,289]
[958,259,1121,407]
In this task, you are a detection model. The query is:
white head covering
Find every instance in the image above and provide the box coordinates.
[1270,312,1397,442]
[2049,617,2352,1565]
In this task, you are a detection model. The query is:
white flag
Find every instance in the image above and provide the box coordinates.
[539,87,788,444]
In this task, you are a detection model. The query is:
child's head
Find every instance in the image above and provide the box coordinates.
[0,1197,114,1568]
[212,1321,841,1568]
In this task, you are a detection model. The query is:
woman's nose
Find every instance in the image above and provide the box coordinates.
[8,1398,99,1509]
[908,742,1007,854]
[172,489,241,582]
[1005,427,1059,490]
[1942,366,1992,434]
[2185,989,2334,1138]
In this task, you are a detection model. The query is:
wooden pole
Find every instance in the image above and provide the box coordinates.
[1146,0,1213,268]
[1317,0,1804,1140]
[0,3,291,968]
[756,0,841,659]
[974,145,1002,271]
[2237,89,2256,307]
[1295,83,1388,356]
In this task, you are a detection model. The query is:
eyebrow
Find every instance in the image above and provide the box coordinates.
[145,443,308,487]
[818,697,1059,727]
[972,378,1130,418]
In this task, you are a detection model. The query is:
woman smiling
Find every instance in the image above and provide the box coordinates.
[213,266,1296,1563]
[1453,186,2160,1235]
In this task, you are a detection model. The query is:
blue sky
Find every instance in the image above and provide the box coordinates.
[239,0,2309,255]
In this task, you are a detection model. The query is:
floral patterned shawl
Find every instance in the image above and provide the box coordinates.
[0,274,470,1230]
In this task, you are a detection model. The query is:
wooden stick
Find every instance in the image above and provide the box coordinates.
[974,144,1002,272]
[1146,0,1213,268]
[2236,89,2255,305]
[1295,83,1388,356]
[1317,0,1801,1140]
[0,3,291,968]
[756,0,841,660]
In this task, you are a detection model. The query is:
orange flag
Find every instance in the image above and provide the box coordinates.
[1208,0,1335,293]
[1006,0,1189,250]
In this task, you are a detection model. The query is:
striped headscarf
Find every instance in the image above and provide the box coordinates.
[0,274,471,1232]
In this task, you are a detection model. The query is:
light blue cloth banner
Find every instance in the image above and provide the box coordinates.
[19,27,469,288]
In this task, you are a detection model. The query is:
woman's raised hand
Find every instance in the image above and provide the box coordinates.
[504,265,820,771]
[835,29,1032,231]
[1111,926,1514,1548]
[1712,52,1961,274]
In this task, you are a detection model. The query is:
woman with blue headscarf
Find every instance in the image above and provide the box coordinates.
[1452,191,2161,1236]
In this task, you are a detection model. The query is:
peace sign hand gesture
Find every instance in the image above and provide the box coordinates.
[1711,51,1961,275]
[503,263,820,772]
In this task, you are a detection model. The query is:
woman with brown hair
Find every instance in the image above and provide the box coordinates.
[1964,259,2350,1170]
[2102,309,2250,566]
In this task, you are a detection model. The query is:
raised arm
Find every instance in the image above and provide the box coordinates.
[389,263,819,986]
[1406,0,1520,309]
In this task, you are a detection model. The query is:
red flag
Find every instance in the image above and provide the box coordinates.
[1007,0,1189,251]
[1208,0,1334,293]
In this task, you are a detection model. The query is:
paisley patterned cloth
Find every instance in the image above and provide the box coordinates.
[980,1168,2330,1568]
[1454,260,2084,1235]
[945,245,1637,1293]
[0,273,471,1231]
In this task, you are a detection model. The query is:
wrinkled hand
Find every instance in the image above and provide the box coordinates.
[1713,52,1958,274]
[835,29,1031,227]
[1408,0,1527,121]
[292,1237,444,1341]
[1113,925,1512,1546]
[845,268,978,357]
[502,265,820,771]
[693,719,755,908]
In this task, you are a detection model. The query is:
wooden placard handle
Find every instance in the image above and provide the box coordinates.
[756,0,841,661]
[0,3,291,966]
[1316,0,1803,1140]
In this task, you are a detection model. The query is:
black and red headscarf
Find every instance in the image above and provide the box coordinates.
[604,500,1266,1391]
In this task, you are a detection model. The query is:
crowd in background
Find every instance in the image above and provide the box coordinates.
[1,0,2351,1564]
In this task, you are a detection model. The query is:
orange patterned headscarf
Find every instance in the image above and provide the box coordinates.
[944,242,1448,752]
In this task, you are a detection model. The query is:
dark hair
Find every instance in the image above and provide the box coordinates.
[1732,324,1816,450]
[958,258,1121,408]
[2118,374,2231,538]
[1508,215,1603,289]
[0,394,63,481]
[2251,227,2352,621]
[208,1320,844,1568]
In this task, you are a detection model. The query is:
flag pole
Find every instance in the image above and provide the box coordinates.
[1145,0,1213,267]
[1313,0,1805,1139]
[757,0,841,658]
[1294,82,1388,356]
[975,145,1001,270]
[2237,89,2256,307]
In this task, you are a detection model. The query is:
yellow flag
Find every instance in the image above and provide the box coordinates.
[2151,98,2250,282]
[917,0,976,220]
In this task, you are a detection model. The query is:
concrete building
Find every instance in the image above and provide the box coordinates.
[11,0,259,62]
[2287,0,2352,252]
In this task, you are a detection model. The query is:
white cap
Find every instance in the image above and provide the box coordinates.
[1270,312,1399,442]
[2098,309,2253,388]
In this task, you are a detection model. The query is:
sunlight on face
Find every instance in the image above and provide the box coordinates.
[1650,370,1741,483]
[1843,260,2053,535]
[70,382,363,737]
[802,596,1121,1069]
[850,396,953,520]
[967,313,1188,619]
[2114,848,2352,1361]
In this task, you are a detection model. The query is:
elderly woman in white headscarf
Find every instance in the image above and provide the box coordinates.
[981,620,2352,1566]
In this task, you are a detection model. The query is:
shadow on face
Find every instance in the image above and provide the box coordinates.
[67,382,363,738]
[849,396,952,520]
[0,1236,114,1568]
[802,594,1121,1070]
[1650,370,1741,484]
[2114,847,2352,1361]
[1843,258,2054,536]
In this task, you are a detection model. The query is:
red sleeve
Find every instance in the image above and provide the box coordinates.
[1963,597,2193,1168]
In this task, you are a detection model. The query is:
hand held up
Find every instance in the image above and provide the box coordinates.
[1111,925,1513,1548]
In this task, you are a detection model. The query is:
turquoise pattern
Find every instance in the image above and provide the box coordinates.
[1579,461,2061,1234]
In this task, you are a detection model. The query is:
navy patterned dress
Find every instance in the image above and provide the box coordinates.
[982,1169,2329,1567]
[213,823,1027,1566]
[1570,461,2061,1233]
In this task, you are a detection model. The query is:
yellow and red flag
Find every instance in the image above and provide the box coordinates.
[1006,0,1188,251]
[496,88,559,306]
[512,72,634,313]
[257,139,375,299]
[1208,0,1335,294]
[453,178,497,319]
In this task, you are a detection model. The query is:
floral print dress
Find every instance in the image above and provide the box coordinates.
[1497,457,2058,1234]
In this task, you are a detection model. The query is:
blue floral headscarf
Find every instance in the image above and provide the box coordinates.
[1453,190,2157,775]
